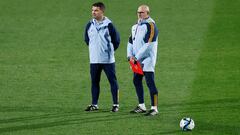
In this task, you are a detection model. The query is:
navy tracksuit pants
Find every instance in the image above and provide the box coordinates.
[90,63,119,105]
[133,72,158,106]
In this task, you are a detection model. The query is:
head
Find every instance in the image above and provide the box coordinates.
[92,2,105,21]
[137,5,150,20]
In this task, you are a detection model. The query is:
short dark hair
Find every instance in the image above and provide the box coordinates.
[92,2,105,11]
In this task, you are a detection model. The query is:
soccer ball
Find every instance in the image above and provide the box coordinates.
[180,117,195,131]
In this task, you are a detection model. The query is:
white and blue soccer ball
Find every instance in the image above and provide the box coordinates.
[180,117,195,131]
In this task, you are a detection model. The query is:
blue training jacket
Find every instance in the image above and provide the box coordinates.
[84,17,120,64]
[127,17,159,72]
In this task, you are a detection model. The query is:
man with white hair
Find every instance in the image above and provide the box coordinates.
[127,5,159,116]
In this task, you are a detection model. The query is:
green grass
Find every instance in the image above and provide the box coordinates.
[0,0,240,134]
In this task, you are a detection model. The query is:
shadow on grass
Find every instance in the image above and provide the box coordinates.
[0,107,141,133]
[0,98,239,133]
[160,97,240,114]
[161,97,240,108]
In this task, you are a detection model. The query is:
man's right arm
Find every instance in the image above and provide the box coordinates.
[127,34,134,61]
[84,22,92,45]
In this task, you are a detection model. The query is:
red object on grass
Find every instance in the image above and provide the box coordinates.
[129,61,144,75]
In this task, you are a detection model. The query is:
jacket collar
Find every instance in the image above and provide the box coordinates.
[92,16,111,27]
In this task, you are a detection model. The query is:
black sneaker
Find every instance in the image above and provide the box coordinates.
[130,106,146,113]
[145,109,158,116]
[85,105,99,111]
[111,105,119,112]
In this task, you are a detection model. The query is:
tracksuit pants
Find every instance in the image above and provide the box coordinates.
[133,72,158,106]
[90,63,119,105]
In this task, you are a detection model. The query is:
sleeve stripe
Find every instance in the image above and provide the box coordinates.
[148,23,155,43]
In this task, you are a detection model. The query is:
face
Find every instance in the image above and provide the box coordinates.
[137,7,149,20]
[92,6,104,20]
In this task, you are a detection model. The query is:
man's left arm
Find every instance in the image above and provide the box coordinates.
[108,23,120,51]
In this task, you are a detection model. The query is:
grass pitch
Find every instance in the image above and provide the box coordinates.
[0,0,239,134]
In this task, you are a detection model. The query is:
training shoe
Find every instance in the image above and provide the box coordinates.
[85,105,99,111]
[111,105,119,112]
[130,106,146,113]
[145,109,158,116]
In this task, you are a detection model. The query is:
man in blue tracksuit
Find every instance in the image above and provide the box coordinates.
[127,5,159,116]
[84,2,120,112]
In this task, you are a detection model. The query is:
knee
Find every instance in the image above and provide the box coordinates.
[109,80,119,90]
[150,89,158,95]
[146,79,156,89]
[147,82,158,94]
[91,80,100,86]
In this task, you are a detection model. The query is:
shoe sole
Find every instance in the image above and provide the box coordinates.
[130,111,146,113]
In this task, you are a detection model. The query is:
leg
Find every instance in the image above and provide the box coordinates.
[103,63,119,105]
[144,72,158,106]
[90,64,102,105]
[133,73,144,104]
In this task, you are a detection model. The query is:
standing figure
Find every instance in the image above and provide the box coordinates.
[127,5,159,116]
[84,2,120,112]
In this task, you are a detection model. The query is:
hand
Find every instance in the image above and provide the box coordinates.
[130,56,137,64]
